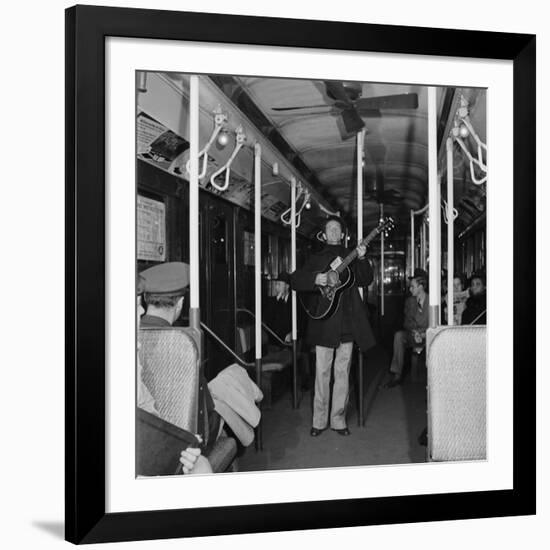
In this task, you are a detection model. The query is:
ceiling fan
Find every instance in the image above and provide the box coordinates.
[272,81,418,137]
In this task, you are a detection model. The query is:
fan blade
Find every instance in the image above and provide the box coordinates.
[355,93,419,111]
[271,109,337,117]
[341,108,365,135]
[272,104,331,111]
[324,81,353,105]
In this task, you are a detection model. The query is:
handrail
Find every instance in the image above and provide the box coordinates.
[469,310,487,325]
[236,307,292,348]
[200,321,255,369]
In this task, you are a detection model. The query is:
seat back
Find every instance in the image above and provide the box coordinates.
[139,327,200,433]
[236,325,252,356]
[236,325,269,358]
[427,325,486,461]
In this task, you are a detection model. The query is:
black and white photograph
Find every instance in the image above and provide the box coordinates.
[135,72,488,476]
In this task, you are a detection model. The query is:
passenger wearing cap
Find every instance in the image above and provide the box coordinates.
[384,268,429,388]
[136,271,212,475]
[140,262,190,327]
[139,262,221,454]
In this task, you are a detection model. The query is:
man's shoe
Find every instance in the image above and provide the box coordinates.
[332,427,351,436]
[310,427,325,437]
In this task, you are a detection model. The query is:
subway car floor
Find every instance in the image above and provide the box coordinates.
[238,346,428,472]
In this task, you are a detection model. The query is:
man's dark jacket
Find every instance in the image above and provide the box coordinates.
[461,291,487,325]
[290,244,376,351]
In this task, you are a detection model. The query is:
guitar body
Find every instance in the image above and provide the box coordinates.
[298,216,394,321]
[301,263,355,320]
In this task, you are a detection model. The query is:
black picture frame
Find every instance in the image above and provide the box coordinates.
[65,4,536,544]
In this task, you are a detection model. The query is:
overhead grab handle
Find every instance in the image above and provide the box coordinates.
[209,125,247,191]
[185,106,228,180]
[280,182,310,228]
[318,203,340,217]
[442,199,459,224]
[451,96,487,185]
[412,203,429,216]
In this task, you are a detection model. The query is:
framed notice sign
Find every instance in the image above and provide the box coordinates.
[137,195,166,262]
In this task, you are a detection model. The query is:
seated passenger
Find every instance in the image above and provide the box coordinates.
[461,271,487,325]
[263,272,310,389]
[264,272,292,343]
[137,274,212,474]
[140,261,260,453]
[139,262,221,453]
[443,274,469,325]
[384,268,429,388]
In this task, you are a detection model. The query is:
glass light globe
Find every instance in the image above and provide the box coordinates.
[459,124,470,138]
[217,131,230,147]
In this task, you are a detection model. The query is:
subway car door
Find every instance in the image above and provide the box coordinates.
[200,196,236,379]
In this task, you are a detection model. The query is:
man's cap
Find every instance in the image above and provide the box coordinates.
[140,262,190,295]
[408,268,429,281]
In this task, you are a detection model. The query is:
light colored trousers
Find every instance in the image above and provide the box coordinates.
[313,342,354,430]
[389,330,407,376]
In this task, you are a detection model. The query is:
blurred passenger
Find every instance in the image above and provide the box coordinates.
[462,271,487,325]
[264,272,292,343]
[264,272,311,390]
[383,268,429,388]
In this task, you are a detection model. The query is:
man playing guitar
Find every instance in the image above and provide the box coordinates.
[291,216,375,437]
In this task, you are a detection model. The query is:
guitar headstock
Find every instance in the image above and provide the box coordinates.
[376,216,395,239]
[360,216,396,247]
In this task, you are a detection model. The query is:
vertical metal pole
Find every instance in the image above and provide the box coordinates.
[357,130,365,426]
[447,137,454,325]
[410,210,415,276]
[420,218,427,269]
[254,144,263,450]
[421,222,426,270]
[291,177,298,409]
[428,86,441,327]
[189,75,200,329]
[380,203,385,317]
[357,131,365,262]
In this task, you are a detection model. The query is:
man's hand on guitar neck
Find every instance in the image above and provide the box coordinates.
[357,243,367,259]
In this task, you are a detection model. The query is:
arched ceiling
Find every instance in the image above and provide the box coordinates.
[211,75,486,238]
[236,77,432,234]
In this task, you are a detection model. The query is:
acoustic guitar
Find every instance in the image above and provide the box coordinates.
[301,217,395,320]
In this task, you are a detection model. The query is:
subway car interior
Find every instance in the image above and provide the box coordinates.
[136,71,487,476]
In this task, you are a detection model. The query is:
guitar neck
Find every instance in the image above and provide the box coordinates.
[335,232,377,274]
[337,249,359,273]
